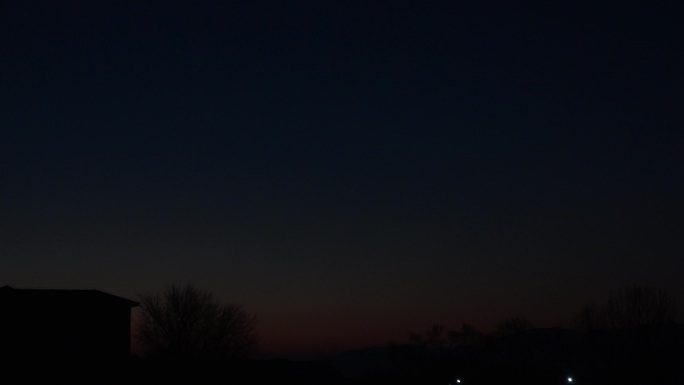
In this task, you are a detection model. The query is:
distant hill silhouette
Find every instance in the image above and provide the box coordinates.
[331,346,401,378]
[327,325,684,385]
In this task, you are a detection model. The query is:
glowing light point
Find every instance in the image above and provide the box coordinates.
[567,377,573,383]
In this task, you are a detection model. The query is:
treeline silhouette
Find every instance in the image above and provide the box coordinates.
[2,283,682,385]
[379,283,683,385]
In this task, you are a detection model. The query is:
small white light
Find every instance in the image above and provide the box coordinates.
[456,380,461,384]
[567,377,573,383]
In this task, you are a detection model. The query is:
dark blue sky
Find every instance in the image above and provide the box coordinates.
[2,1,683,358]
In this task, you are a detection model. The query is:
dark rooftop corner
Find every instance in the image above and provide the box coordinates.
[0,285,138,383]
[0,285,139,307]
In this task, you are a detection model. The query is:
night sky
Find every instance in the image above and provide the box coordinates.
[2,1,683,359]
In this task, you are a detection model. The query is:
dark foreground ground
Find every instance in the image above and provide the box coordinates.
[2,354,684,385]
[4,325,684,385]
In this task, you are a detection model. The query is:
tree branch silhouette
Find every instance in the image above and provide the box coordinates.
[136,283,257,360]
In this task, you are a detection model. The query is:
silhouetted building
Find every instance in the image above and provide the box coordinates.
[0,285,138,365]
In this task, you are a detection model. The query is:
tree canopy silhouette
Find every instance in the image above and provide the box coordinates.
[137,283,257,360]
[494,316,531,339]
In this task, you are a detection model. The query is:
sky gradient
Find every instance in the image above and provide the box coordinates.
[2,1,683,359]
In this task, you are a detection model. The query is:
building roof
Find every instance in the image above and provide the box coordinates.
[0,285,139,307]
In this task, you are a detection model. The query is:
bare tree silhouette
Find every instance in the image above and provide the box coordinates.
[574,283,681,385]
[136,283,257,360]
[576,283,677,333]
